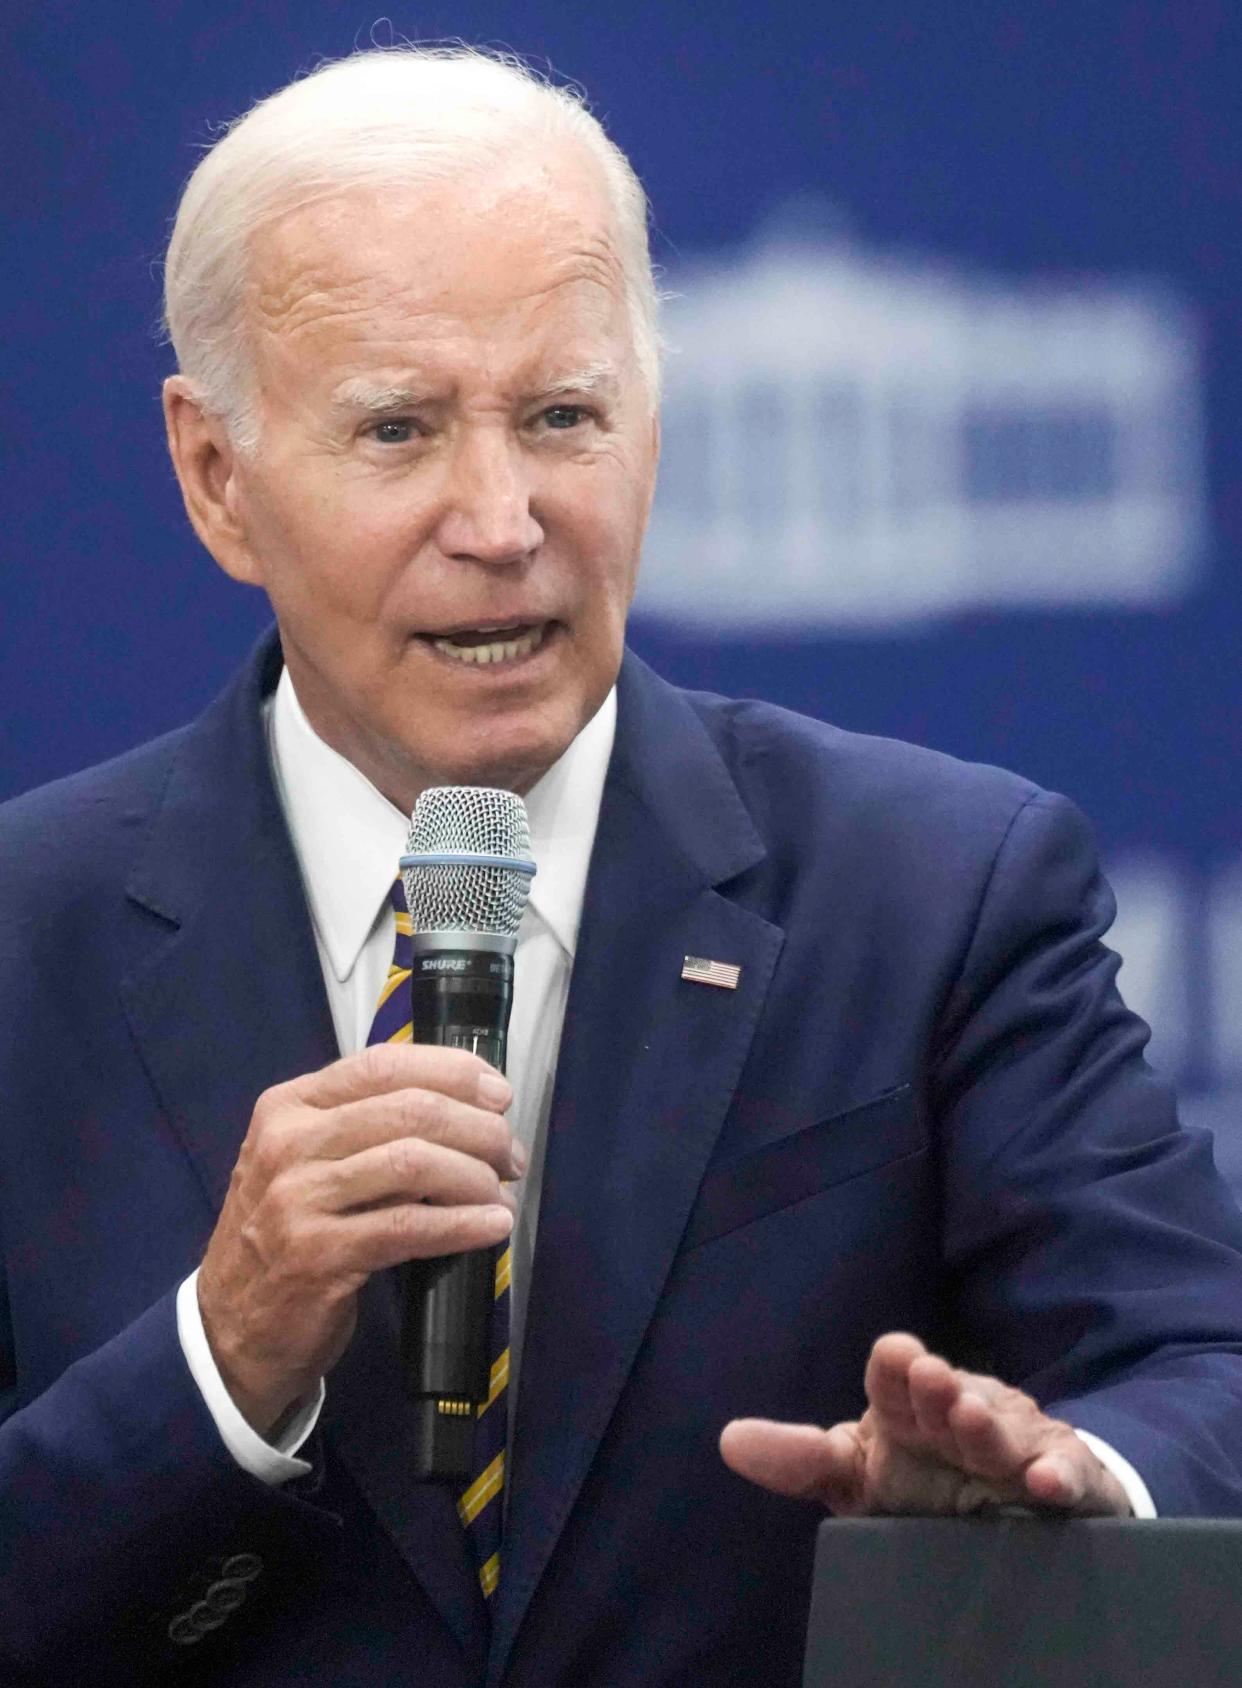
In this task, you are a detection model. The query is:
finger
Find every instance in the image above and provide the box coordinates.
[945,1384,1059,1478]
[1023,1440,1137,1517]
[812,1425,871,1515]
[310,1134,515,1214]
[304,1088,522,1179]
[1023,1450,1087,1510]
[719,1419,866,1512]
[864,1332,929,1427]
[942,1387,1031,1478]
[335,1196,515,1273]
[905,1352,964,1440]
[290,1044,512,1113]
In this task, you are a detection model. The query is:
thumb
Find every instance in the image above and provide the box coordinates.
[720,1418,865,1509]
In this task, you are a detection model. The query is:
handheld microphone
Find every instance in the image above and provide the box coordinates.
[398,786,535,1481]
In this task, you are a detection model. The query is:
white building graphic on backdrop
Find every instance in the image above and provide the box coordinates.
[639,226,1205,628]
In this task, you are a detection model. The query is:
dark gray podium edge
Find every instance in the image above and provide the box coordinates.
[802,1516,1242,1688]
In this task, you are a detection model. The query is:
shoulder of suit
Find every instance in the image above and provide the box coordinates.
[684,686,1041,810]
[0,724,192,904]
[654,688,1109,954]
[670,684,1095,890]
[0,634,276,908]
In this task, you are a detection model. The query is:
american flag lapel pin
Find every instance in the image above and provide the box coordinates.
[681,954,742,991]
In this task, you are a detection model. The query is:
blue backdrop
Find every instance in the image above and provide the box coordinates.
[5,2,1240,1172]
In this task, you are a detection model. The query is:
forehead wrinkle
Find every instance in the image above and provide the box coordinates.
[252,270,432,349]
[412,252,624,336]
[523,236,623,312]
[248,167,627,325]
[246,201,636,410]
[253,260,618,362]
[249,229,448,347]
[316,265,628,409]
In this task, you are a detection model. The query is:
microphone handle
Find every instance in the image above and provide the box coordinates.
[403,940,514,1482]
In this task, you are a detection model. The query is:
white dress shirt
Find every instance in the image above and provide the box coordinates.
[175,668,1154,1516]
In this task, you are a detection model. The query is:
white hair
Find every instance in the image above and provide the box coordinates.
[162,46,660,449]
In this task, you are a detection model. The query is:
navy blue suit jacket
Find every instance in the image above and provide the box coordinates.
[4,635,1242,1686]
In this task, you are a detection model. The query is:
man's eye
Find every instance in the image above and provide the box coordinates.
[540,404,592,431]
[369,419,417,444]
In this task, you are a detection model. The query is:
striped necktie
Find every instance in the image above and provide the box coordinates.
[367,879,510,1601]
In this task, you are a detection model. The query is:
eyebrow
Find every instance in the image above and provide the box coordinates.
[542,362,621,397]
[329,362,622,415]
[330,380,428,415]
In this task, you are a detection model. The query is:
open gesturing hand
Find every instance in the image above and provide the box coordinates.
[720,1332,1131,1518]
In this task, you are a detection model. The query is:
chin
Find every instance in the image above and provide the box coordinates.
[448,745,564,797]
[439,713,583,795]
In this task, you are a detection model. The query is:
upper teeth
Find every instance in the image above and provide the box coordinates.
[432,625,545,665]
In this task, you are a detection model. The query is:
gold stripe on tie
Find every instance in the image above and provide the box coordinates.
[374,967,411,1011]
[479,1553,501,1598]
[494,1247,512,1297]
[387,1023,413,1044]
[478,1348,510,1417]
[394,913,413,936]
[458,1451,505,1526]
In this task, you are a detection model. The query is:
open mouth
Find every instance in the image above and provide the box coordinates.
[424,623,550,667]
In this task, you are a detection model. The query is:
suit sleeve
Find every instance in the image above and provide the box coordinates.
[933,789,1242,1515]
[0,1284,339,1681]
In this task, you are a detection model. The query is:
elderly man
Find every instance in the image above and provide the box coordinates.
[3,45,1242,1688]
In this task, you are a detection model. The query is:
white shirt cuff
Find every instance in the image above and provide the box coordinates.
[1074,1428,1157,1518]
[176,1270,324,1485]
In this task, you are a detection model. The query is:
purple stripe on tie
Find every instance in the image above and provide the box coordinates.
[367,880,413,1047]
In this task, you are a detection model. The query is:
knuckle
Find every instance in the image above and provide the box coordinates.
[250,1083,288,1127]
[238,1209,287,1269]
[249,1119,295,1182]
[386,1203,422,1249]
[249,1093,275,1137]
[397,1087,441,1139]
[359,1041,410,1089]
[385,1133,428,1184]
[261,1171,314,1244]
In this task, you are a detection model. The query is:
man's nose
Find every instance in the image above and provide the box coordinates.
[434,426,545,564]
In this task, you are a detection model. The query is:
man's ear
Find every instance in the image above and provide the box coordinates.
[162,376,264,586]
[643,410,661,522]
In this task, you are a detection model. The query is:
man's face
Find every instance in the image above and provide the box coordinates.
[188,154,658,809]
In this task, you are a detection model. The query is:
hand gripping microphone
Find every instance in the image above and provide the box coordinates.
[398,786,535,1481]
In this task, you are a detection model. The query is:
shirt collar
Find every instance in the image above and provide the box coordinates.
[521,686,616,959]
[268,668,616,982]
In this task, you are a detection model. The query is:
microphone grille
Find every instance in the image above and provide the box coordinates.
[402,786,534,937]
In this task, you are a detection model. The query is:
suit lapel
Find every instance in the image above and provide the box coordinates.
[120,635,338,1212]
[490,658,785,1678]
[118,633,486,1658]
